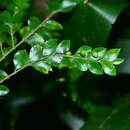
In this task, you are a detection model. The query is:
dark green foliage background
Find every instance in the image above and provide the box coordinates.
[0,0,130,130]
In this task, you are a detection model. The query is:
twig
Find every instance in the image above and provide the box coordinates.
[0,11,57,63]
[0,54,89,84]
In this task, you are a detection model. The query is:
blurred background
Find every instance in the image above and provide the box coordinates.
[0,0,130,130]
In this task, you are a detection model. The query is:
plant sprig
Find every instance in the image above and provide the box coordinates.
[0,0,124,96]
[0,39,124,84]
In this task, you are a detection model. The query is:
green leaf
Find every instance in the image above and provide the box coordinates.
[42,39,57,56]
[13,50,29,69]
[56,40,70,53]
[32,61,52,74]
[0,24,9,34]
[71,58,88,71]
[88,60,103,75]
[29,45,43,61]
[76,45,92,57]
[101,60,117,76]
[47,55,63,67]
[62,0,129,47]
[38,29,53,40]
[81,96,130,130]
[28,17,40,29]
[12,23,22,33]
[103,49,121,61]
[27,33,45,46]
[92,47,106,58]
[7,36,17,46]
[13,0,29,10]
[48,0,81,13]
[43,20,63,30]
[113,58,124,65]
[0,85,9,96]
[0,70,8,80]
[0,11,13,24]
[58,0,78,12]
[19,26,30,37]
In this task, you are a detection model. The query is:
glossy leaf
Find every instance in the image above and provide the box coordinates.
[76,45,92,57]
[27,33,45,46]
[38,29,53,40]
[88,60,103,75]
[48,0,81,13]
[101,60,117,76]
[113,58,124,65]
[0,70,8,80]
[42,39,57,56]
[28,17,40,29]
[62,0,129,47]
[47,55,63,67]
[43,20,63,30]
[32,61,52,74]
[103,49,121,62]
[19,26,30,37]
[13,50,29,69]
[29,45,43,61]
[0,85,9,96]
[56,40,70,53]
[71,58,88,71]
[92,47,106,58]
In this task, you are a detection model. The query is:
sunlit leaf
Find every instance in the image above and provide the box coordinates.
[43,20,63,30]
[29,45,43,61]
[0,70,8,80]
[32,61,52,74]
[0,85,9,96]
[92,47,106,58]
[101,60,117,76]
[88,60,103,75]
[13,50,29,69]
[27,33,45,46]
[28,17,40,29]
[76,45,92,57]
[42,39,57,56]
[113,58,124,65]
[103,49,121,62]
[56,40,70,53]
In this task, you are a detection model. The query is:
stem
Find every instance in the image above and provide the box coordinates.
[0,11,57,63]
[10,26,15,47]
[0,42,4,55]
[0,55,49,84]
[0,63,31,84]
[0,54,89,84]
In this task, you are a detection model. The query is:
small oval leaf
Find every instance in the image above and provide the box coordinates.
[27,33,45,46]
[112,58,124,65]
[88,60,103,75]
[56,40,70,54]
[14,50,29,69]
[0,70,8,80]
[43,20,63,30]
[0,85,9,96]
[103,49,121,61]
[29,45,43,61]
[42,39,57,56]
[101,60,117,76]
[32,61,52,74]
[92,47,106,58]
[76,45,92,57]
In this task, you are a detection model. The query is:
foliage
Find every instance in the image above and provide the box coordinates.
[0,0,129,130]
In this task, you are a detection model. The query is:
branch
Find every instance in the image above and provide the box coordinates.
[0,11,57,63]
[0,54,88,84]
